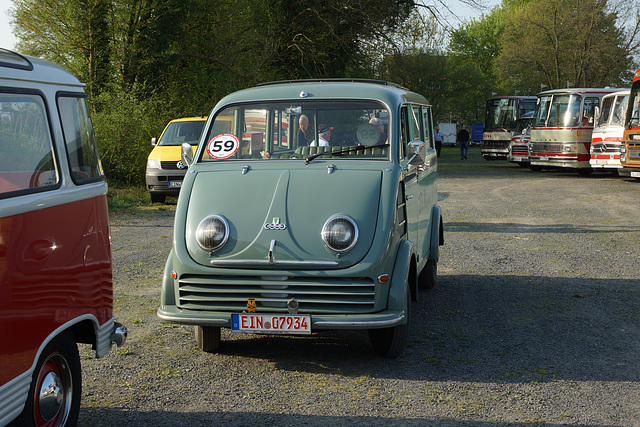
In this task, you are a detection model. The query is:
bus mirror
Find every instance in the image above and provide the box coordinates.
[151,137,157,147]
[181,142,193,167]
[594,106,600,122]
[408,141,426,165]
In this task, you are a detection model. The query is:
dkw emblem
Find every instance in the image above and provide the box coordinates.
[264,217,287,230]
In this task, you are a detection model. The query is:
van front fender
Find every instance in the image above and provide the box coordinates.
[387,240,414,316]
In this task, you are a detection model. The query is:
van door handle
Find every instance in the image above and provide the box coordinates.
[406,195,413,200]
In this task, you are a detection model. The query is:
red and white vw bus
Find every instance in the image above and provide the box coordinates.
[0,49,126,427]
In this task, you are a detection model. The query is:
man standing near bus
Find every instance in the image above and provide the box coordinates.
[457,125,470,160]
[434,126,443,157]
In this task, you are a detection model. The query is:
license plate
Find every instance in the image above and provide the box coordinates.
[169,181,182,188]
[631,172,640,178]
[540,156,549,161]
[231,313,311,335]
[513,156,524,162]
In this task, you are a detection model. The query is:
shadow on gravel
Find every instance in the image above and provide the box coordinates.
[81,407,604,427]
[146,274,640,387]
[446,221,640,234]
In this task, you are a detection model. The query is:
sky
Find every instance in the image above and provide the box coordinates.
[0,0,500,54]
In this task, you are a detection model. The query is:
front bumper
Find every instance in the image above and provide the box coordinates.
[157,304,406,330]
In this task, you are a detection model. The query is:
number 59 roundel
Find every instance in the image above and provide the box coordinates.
[206,133,241,160]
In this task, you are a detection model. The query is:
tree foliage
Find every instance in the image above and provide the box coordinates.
[496,0,633,89]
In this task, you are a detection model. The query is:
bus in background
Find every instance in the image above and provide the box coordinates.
[481,95,537,160]
[619,69,640,179]
[529,88,624,175]
[590,90,629,174]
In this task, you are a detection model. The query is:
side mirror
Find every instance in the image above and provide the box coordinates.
[181,142,193,168]
[408,141,426,165]
[151,137,157,147]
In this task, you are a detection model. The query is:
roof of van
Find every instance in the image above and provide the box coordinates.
[0,48,84,88]
[212,79,430,112]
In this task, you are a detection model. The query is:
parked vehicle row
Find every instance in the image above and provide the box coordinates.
[494,75,640,179]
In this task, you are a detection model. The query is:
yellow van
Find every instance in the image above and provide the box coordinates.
[146,116,207,203]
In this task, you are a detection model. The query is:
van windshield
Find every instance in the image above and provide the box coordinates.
[199,101,389,161]
[159,120,206,146]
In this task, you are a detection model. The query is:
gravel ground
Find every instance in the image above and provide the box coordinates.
[78,145,640,426]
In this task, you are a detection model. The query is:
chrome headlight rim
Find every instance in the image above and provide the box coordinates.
[322,214,359,253]
[195,214,229,252]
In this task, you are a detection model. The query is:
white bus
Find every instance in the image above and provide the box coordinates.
[590,90,629,173]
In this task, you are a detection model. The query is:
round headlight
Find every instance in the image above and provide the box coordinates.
[195,215,229,252]
[322,215,358,253]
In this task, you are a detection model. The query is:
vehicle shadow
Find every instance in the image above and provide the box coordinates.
[78,407,611,426]
[173,274,640,385]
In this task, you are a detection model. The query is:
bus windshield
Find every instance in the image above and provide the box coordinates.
[485,98,517,130]
[534,94,584,127]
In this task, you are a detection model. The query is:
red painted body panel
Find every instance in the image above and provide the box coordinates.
[0,195,112,387]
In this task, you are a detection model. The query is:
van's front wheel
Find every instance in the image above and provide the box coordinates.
[17,331,81,427]
[368,289,411,358]
[195,326,221,353]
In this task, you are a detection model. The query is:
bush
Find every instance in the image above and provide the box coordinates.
[92,90,167,186]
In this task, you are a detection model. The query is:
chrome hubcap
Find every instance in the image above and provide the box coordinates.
[38,371,63,421]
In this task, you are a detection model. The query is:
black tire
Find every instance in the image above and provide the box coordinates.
[195,326,221,353]
[16,331,81,427]
[150,194,166,204]
[368,287,411,358]
[418,259,437,291]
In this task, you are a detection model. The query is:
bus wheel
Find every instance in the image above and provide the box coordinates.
[368,286,411,358]
[17,331,81,427]
[195,326,221,353]
[419,259,437,291]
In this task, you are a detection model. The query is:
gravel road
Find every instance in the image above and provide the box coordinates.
[78,145,640,426]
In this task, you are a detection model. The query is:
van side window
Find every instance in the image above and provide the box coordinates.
[423,107,434,149]
[0,93,58,196]
[58,95,104,183]
[411,105,423,141]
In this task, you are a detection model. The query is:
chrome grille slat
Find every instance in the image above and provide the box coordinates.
[178,274,377,313]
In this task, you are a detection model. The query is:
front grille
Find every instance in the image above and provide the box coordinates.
[483,141,509,148]
[511,146,529,156]
[591,142,620,154]
[161,161,187,170]
[531,142,563,153]
[178,274,377,313]
[628,146,640,161]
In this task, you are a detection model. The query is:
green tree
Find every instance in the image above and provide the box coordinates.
[497,0,634,89]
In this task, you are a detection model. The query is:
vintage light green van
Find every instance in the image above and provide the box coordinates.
[157,79,443,357]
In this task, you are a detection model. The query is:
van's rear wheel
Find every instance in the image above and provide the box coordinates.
[17,331,81,427]
[195,326,221,353]
[368,288,411,358]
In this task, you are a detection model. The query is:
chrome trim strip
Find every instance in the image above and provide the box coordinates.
[314,313,405,327]
[0,371,30,427]
[157,312,228,325]
[210,260,339,267]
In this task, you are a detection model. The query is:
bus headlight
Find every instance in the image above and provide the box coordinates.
[196,215,229,252]
[322,215,358,253]
[621,145,627,153]
[563,144,572,152]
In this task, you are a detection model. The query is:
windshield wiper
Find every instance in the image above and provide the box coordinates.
[305,144,389,164]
